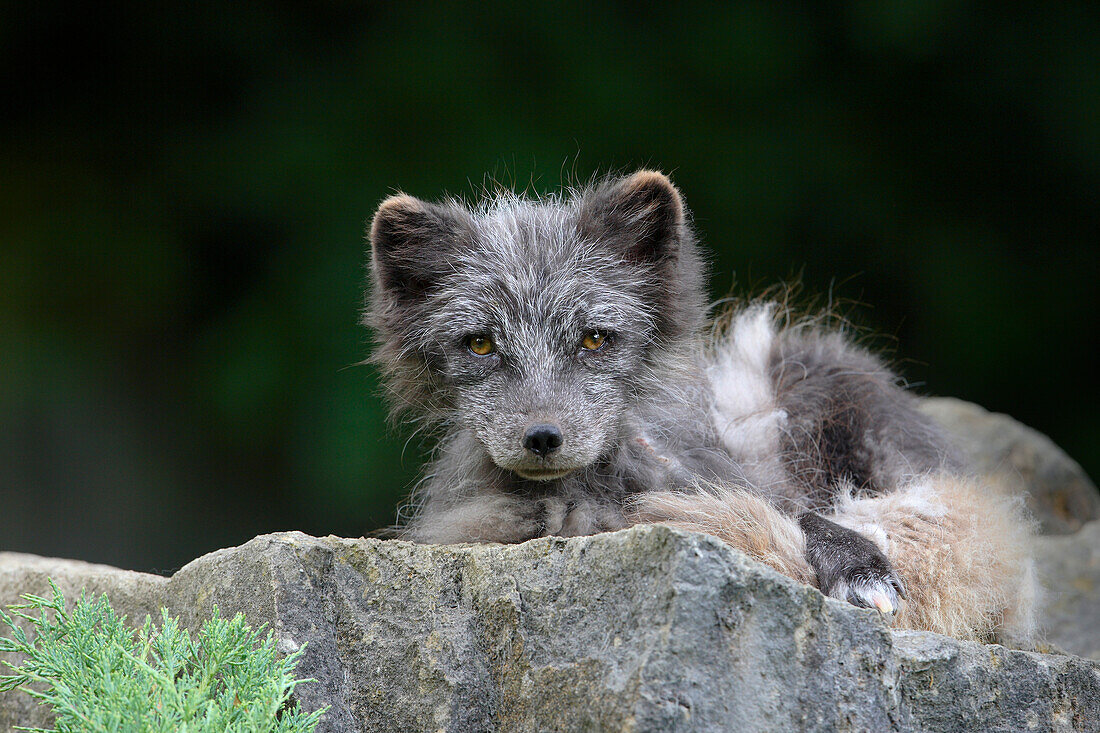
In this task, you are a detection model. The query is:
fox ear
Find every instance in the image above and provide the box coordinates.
[369,194,470,300]
[579,170,685,263]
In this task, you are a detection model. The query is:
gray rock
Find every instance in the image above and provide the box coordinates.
[921,397,1100,534]
[3,527,1099,732]
[3,400,1098,730]
[1035,521,1100,661]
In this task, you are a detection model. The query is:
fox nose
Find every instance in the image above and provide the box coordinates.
[523,424,563,457]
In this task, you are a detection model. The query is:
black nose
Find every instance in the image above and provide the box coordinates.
[523,424,563,456]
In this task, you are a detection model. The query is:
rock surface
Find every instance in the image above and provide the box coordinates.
[3,527,1100,733]
[1035,521,1100,661]
[921,396,1099,534]
[2,398,1098,731]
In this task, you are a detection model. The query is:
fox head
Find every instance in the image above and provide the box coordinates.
[366,171,707,481]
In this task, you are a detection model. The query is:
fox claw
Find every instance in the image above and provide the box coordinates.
[843,572,906,618]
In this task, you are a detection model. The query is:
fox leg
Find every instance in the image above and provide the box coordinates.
[628,474,1037,641]
[798,511,906,614]
[626,488,898,606]
[827,474,1038,641]
[626,487,816,585]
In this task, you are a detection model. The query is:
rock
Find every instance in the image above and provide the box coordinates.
[921,397,1100,534]
[3,527,1099,732]
[1035,521,1100,661]
[4,400,1098,730]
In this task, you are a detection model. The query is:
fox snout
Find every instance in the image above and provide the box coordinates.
[474,408,613,482]
[523,423,563,456]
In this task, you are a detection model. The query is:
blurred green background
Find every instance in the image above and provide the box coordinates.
[1,1,1097,573]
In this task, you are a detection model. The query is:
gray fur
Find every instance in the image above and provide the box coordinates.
[365,170,955,607]
[771,327,961,509]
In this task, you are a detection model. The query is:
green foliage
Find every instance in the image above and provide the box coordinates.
[0,581,324,733]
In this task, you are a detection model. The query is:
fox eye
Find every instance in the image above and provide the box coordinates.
[466,334,495,356]
[581,330,608,351]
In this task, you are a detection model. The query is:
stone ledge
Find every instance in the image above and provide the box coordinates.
[3,526,1098,733]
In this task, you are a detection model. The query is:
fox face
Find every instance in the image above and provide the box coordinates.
[367,171,706,481]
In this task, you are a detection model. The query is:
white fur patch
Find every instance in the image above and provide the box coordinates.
[892,479,949,518]
[857,522,890,552]
[835,478,947,523]
[708,306,788,472]
[832,477,949,554]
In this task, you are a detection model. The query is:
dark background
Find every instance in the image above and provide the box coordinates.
[2,1,1097,574]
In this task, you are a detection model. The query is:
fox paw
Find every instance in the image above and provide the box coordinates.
[798,512,907,618]
[827,566,907,616]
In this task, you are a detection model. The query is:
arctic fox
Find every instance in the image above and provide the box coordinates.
[365,170,1036,642]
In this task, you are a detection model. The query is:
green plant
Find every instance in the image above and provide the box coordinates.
[0,581,325,732]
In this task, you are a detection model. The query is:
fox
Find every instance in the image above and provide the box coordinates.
[364,170,1037,643]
